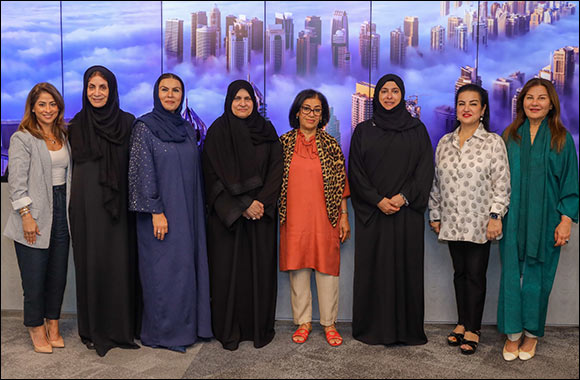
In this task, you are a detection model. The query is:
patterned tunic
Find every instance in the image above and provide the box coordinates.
[429,124,511,244]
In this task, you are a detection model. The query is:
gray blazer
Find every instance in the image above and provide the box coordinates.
[3,130,72,249]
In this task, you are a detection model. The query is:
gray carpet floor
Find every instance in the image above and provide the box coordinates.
[1,311,578,379]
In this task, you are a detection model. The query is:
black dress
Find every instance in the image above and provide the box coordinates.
[349,119,434,345]
[202,122,283,351]
[69,110,141,356]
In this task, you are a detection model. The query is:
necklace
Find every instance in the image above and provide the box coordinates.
[37,125,57,144]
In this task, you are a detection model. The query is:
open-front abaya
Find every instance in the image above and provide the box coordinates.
[349,74,434,346]
[202,80,283,351]
[68,65,140,357]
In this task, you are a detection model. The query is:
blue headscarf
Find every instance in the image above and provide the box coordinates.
[137,73,189,142]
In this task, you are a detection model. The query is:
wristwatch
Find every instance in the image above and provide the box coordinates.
[490,213,501,220]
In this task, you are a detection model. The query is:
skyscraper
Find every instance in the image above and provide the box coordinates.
[404,16,419,47]
[434,105,456,133]
[196,25,219,60]
[209,4,221,50]
[441,1,450,16]
[359,21,379,70]
[552,46,575,94]
[530,10,542,29]
[266,24,285,73]
[165,18,184,63]
[325,106,341,144]
[227,21,251,72]
[454,23,468,51]
[275,12,294,51]
[390,27,405,66]
[487,16,498,39]
[351,82,375,131]
[331,10,349,64]
[305,16,322,45]
[251,17,263,52]
[431,25,446,52]
[191,12,208,59]
[472,21,488,47]
[447,16,462,41]
[296,29,318,76]
[332,29,350,73]
[455,65,481,93]
[492,77,515,110]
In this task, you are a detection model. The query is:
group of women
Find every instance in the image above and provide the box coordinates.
[3,65,578,362]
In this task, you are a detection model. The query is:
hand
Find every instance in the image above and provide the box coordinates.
[486,218,502,241]
[377,197,400,215]
[391,193,406,208]
[554,216,572,247]
[22,213,41,244]
[339,213,351,243]
[429,221,441,234]
[152,213,168,241]
[244,200,264,220]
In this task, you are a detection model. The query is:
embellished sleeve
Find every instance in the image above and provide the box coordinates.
[556,133,579,223]
[128,122,164,214]
[429,139,443,222]
[490,135,511,217]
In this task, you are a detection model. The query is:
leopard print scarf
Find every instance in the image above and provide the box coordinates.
[279,128,346,227]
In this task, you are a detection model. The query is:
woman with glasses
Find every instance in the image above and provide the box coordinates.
[279,89,351,347]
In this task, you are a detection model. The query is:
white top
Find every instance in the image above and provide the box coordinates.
[49,146,69,186]
[429,123,511,244]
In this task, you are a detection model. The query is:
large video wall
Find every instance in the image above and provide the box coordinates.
[1,1,579,175]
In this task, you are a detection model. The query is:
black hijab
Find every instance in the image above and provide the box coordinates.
[136,73,189,143]
[372,74,421,132]
[69,65,134,220]
[204,80,278,196]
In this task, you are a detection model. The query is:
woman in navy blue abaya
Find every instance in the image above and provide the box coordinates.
[128,73,212,352]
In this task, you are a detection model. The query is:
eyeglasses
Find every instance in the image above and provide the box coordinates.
[300,106,322,116]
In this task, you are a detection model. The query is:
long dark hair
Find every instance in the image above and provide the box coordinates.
[453,84,490,131]
[503,78,567,152]
[18,82,67,142]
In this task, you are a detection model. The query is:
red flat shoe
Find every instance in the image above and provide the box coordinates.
[292,326,312,344]
[325,327,343,347]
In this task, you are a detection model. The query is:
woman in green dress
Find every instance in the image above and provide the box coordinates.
[498,78,578,362]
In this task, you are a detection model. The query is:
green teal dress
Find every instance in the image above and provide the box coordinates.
[498,119,579,336]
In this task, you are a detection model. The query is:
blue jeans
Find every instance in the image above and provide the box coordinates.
[15,184,69,327]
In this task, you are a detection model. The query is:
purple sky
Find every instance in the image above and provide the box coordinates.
[1,1,578,157]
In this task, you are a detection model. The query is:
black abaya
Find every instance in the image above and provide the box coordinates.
[349,119,434,345]
[203,127,283,351]
[69,111,141,356]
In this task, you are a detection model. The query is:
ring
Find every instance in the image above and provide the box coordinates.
[157,230,161,234]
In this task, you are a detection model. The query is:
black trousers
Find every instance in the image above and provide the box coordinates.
[448,240,491,332]
[14,185,69,327]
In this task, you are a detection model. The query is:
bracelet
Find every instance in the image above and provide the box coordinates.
[18,206,30,215]
[20,209,31,217]
[341,210,348,214]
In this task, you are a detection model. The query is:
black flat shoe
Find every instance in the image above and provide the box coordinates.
[460,331,481,355]
[447,331,464,346]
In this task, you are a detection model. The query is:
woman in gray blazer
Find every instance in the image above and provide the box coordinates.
[3,82,71,354]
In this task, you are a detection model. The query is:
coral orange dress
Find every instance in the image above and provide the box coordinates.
[279,131,350,276]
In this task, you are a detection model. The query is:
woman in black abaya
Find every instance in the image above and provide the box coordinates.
[202,80,283,351]
[68,65,140,356]
[349,74,434,346]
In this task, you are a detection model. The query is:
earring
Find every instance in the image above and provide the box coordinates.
[480,116,483,121]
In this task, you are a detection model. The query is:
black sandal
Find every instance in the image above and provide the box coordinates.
[460,331,481,355]
[447,331,464,346]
